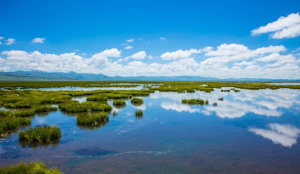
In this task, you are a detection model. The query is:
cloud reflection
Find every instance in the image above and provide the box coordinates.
[161,102,200,113]
[152,88,300,118]
[249,123,300,147]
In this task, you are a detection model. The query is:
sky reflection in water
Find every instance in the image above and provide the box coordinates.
[1,87,300,173]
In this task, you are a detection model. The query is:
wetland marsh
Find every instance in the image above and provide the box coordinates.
[1,81,300,173]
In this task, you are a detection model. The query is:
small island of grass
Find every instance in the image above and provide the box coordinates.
[0,161,62,174]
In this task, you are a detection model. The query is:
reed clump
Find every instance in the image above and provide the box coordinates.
[205,100,209,105]
[19,125,61,143]
[218,98,224,101]
[0,161,62,174]
[0,117,31,136]
[131,98,143,105]
[113,100,126,106]
[14,109,36,117]
[135,110,143,119]
[34,106,57,113]
[77,112,109,126]
[213,102,217,106]
[90,103,112,112]
[221,89,230,92]
[86,95,107,101]
[182,99,205,105]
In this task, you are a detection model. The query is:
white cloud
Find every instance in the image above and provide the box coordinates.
[126,38,134,43]
[161,49,201,60]
[0,36,4,40]
[251,13,300,39]
[124,51,146,61]
[82,53,87,56]
[160,37,166,41]
[32,38,46,43]
[249,123,300,147]
[73,49,79,52]
[161,102,200,113]
[125,45,133,50]
[6,38,15,45]
[0,42,2,45]
[0,48,121,73]
[1,43,300,79]
[147,55,153,59]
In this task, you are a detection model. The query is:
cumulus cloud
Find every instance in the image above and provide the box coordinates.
[124,51,146,61]
[0,42,2,45]
[1,43,300,79]
[125,45,133,49]
[161,49,201,60]
[0,48,121,73]
[126,38,134,43]
[6,38,15,45]
[251,13,300,39]
[147,55,153,59]
[161,102,200,113]
[32,38,46,43]
[249,123,300,147]
[0,36,4,40]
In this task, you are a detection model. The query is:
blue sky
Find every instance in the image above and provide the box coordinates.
[0,0,300,79]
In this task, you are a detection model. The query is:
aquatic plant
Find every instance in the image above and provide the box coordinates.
[14,109,36,117]
[131,98,143,105]
[218,98,224,101]
[34,106,57,113]
[0,161,62,174]
[19,125,61,143]
[90,103,112,112]
[113,100,126,106]
[59,102,88,113]
[77,112,109,126]
[0,117,31,136]
[213,102,217,106]
[221,89,230,92]
[86,95,108,101]
[182,99,206,105]
[135,110,143,119]
[205,100,209,105]
[0,110,13,117]
[113,111,118,116]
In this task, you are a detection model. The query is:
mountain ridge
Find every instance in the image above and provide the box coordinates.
[0,70,299,82]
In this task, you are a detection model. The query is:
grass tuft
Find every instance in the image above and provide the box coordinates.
[0,161,62,174]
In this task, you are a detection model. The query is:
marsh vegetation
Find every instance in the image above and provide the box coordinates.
[0,161,62,174]
[135,110,143,119]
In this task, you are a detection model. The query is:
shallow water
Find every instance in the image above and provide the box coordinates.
[1,88,300,173]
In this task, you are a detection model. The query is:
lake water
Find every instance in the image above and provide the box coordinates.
[1,87,300,173]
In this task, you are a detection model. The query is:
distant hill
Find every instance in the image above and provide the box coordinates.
[0,70,299,82]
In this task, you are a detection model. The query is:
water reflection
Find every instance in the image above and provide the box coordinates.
[249,123,300,147]
[153,88,300,118]
[161,102,200,113]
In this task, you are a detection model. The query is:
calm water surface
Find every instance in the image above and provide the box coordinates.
[1,88,300,173]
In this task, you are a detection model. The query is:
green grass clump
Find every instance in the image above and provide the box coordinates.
[113,111,118,116]
[106,94,132,99]
[182,99,206,105]
[213,102,217,106]
[221,89,230,92]
[218,98,224,101]
[0,117,31,136]
[131,98,143,105]
[77,112,109,126]
[0,161,62,174]
[0,110,13,117]
[19,125,61,145]
[14,109,36,117]
[59,102,88,113]
[90,103,112,111]
[205,100,209,105]
[86,95,107,101]
[135,110,143,119]
[35,106,57,113]
[113,100,126,106]
[19,125,61,142]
